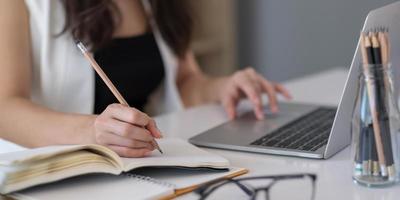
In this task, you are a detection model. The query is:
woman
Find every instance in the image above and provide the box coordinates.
[0,0,291,157]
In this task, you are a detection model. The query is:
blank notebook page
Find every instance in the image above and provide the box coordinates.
[11,174,174,200]
[121,138,229,170]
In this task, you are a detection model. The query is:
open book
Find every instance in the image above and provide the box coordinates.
[0,138,237,194]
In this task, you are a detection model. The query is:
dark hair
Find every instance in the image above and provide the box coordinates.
[61,0,192,58]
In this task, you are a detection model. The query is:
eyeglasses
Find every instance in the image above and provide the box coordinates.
[193,173,317,200]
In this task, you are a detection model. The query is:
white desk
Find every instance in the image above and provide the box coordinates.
[0,67,398,199]
[154,67,400,200]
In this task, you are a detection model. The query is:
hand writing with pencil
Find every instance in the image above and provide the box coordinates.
[93,104,162,158]
[77,41,164,158]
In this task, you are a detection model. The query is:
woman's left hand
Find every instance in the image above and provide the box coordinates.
[220,67,292,120]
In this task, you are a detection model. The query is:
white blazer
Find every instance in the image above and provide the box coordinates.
[24,0,184,115]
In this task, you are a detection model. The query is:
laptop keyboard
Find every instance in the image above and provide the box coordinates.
[250,107,336,152]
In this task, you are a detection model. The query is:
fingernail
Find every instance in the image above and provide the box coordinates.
[154,123,163,138]
[155,127,163,137]
[256,110,264,119]
[158,131,164,138]
[144,151,152,156]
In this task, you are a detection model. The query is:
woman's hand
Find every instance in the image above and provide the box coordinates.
[220,67,292,120]
[93,104,162,157]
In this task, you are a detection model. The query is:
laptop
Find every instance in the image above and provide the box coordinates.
[189,2,400,159]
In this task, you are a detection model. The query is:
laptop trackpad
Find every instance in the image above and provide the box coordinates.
[203,103,318,145]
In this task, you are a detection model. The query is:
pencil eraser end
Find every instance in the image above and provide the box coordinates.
[76,41,87,53]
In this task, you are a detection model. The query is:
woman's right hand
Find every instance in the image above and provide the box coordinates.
[93,104,162,157]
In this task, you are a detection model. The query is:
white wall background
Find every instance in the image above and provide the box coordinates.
[236,0,398,81]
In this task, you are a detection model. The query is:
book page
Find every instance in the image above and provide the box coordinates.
[3,160,121,194]
[0,144,124,194]
[0,144,121,167]
[121,138,229,171]
[0,145,85,165]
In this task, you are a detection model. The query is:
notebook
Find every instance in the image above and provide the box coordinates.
[0,138,238,194]
[10,167,247,200]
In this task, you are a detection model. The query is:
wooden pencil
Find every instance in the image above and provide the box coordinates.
[384,30,390,64]
[378,32,388,65]
[372,31,395,178]
[77,42,128,106]
[76,41,163,154]
[379,30,396,178]
[360,33,369,65]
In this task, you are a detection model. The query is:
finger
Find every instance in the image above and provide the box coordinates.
[222,95,238,120]
[245,69,265,119]
[108,145,152,158]
[104,104,162,138]
[223,86,241,119]
[105,104,150,126]
[258,76,279,113]
[234,73,264,120]
[97,133,155,150]
[100,118,154,142]
[274,83,292,99]
[245,68,262,92]
[146,119,163,138]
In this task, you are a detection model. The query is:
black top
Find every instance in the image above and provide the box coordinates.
[93,33,165,114]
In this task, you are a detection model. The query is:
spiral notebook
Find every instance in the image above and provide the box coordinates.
[10,167,247,200]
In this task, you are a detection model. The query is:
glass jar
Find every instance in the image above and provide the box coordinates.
[351,64,400,187]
